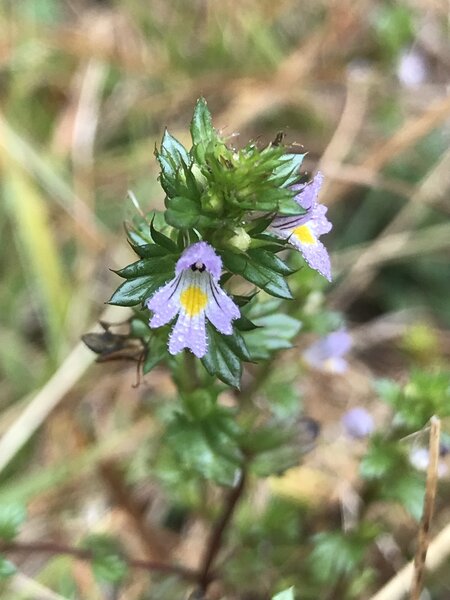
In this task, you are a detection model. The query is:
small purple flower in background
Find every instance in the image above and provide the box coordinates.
[409,447,448,478]
[270,172,332,281]
[397,48,427,88]
[342,407,374,439]
[146,242,240,358]
[303,329,352,373]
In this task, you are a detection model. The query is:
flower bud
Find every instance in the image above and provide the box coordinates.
[226,227,251,252]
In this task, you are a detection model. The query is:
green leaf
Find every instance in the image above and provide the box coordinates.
[247,248,296,276]
[165,410,241,485]
[360,438,403,480]
[244,313,301,360]
[83,535,128,585]
[0,503,26,542]
[222,251,293,299]
[108,274,169,307]
[143,333,167,374]
[115,256,176,279]
[270,152,306,187]
[150,218,178,251]
[201,325,250,388]
[160,129,190,168]
[128,241,169,259]
[155,130,192,198]
[380,472,425,521]
[190,97,217,164]
[272,586,295,600]
[165,196,215,229]
[246,214,275,235]
[0,556,16,579]
[92,553,128,584]
[310,531,366,584]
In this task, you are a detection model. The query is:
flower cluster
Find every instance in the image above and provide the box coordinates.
[108,98,334,381]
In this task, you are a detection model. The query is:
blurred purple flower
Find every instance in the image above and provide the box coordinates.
[146,242,239,358]
[397,49,427,88]
[303,330,352,373]
[270,172,333,281]
[409,447,448,478]
[342,407,374,439]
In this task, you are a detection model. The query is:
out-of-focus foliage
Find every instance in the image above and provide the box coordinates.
[1,0,450,599]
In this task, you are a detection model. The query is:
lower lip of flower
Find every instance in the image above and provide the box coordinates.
[180,285,208,317]
[293,224,315,245]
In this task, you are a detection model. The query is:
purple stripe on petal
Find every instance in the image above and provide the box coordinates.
[271,214,309,234]
[205,279,240,335]
[169,312,207,358]
[175,241,222,279]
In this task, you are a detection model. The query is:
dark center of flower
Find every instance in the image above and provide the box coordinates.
[190,262,206,272]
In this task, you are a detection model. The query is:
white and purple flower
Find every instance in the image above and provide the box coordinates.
[270,172,332,281]
[146,242,240,358]
[303,329,352,374]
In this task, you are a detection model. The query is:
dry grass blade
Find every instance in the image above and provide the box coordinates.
[326,94,450,206]
[410,416,441,600]
[330,148,450,308]
[0,305,132,477]
[369,418,444,600]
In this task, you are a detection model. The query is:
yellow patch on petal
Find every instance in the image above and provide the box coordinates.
[293,224,316,245]
[180,285,208,317]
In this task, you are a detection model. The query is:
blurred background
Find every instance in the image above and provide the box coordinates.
[0,0,450,598]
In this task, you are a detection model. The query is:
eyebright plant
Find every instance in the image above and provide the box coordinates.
[108,98,333,387]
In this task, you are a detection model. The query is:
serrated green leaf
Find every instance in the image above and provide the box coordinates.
[150,218,178,251]
[247,248,295,276]
[270,152,306,188]
[0,503,26,542]
[165,196,214,229]
[115,256,176,279]
[201,325,250,388]
[190,97,217,164]
[108,274,169,307]
[166,412,240,485]
[0,556,16,579]
[128,241,169,259]
[234,315,258,331]
[160,129,190,168]
[244,313,301,360]
[222,251,293,299]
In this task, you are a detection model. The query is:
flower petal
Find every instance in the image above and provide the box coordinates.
[294,172,324,211]
[168,312,207,357]
[290,228,332,281]
[309,204,332,236]
[205,280,240,335]
[175,241,222,279]
[147,277,182,327]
